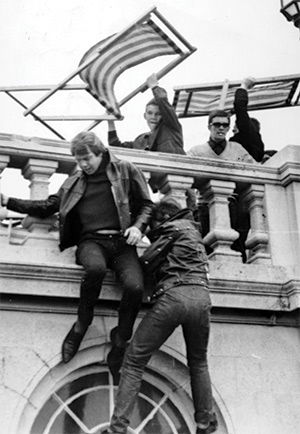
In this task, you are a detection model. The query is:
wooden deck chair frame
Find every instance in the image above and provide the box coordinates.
[172,73,300,118]
[0,7,196,140]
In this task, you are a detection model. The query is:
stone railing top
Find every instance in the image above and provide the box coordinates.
[2,132,300,187]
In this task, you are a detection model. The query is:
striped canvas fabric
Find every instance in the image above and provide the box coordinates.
[173,76,300,118]
[79,20,183,118]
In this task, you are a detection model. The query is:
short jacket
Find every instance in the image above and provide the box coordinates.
[7,150,153,251]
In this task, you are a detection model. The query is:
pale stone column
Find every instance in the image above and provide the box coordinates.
[243,184,271,264]
[202,179,240,261]
[0,155,10,174]
[22,158,58,199]
[0,155,10,220]
[142,171,151,181]
[22,158,58,233]
[158,173,194,208]
[142,170,152,197]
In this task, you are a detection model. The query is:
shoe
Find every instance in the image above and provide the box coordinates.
[62,323,86,363]
[107,327,128,382]
[101,429,118,434]
[196,412,218,434]
[101,430,117,434]
[196,426,214,434]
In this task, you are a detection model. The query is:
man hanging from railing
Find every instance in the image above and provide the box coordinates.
[107,73,185,192]
[0,131,153,373]
[102,197,218,434]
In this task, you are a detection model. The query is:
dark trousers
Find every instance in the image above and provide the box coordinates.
[109,284,213,433]
[76,235,144,341]
[229,196,250,263]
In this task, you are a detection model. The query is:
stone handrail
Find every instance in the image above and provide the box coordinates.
[1,133,300,312]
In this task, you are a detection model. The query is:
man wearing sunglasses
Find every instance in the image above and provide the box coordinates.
[187,110,255,263]
[187,109,255,163]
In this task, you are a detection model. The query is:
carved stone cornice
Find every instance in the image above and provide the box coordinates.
[0,260,297,312]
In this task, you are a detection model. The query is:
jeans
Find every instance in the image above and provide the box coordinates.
[76,234,144,341]
[109,284,213,433]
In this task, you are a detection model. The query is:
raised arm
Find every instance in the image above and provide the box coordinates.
[233,77,264,162]
[234,77,256,131]
[107,119,134,149]
[146,73,182,132]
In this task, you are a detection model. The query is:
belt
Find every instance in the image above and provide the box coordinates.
[150,278,208,301]
[95,229,122,235]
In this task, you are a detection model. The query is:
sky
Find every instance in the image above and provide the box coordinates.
[0,0,300,196]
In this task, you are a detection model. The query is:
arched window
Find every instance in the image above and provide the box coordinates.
[15,345,230,434]
[30,364,194,434]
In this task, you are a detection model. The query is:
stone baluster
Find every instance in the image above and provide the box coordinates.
[142,170,152,194]
[202,179,240,261]
[158,173,194,209]
[22,158,58,233]
[23,158,58,199]
[243,184,271,264]
[141,169,154,208]
[0,155,10,176]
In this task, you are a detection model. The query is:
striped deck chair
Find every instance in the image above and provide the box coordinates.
[79,19,185,119]
[172,74,300,118]
[18,7,196,138]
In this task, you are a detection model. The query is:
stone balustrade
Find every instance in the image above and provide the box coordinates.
[0,132,300,312]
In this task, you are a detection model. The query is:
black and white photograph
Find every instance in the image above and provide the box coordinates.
[0,1,300,433]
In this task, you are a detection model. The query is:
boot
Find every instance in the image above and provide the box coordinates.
[196,412,218,434]
[62,322,87,363]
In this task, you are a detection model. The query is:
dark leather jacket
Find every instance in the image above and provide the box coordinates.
[7,150,153,251]
[140,209,209,299]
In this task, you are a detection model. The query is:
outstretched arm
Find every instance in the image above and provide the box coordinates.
[1,191,60,218]
[140,225,181,273]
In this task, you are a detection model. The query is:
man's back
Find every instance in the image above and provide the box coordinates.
[141,209,209,294]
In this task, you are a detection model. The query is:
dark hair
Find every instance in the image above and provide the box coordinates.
[250,117,261,132]
[208,109,231,125]
[145,98,159,109]
[70,131,106,156]
[152,197,182,222]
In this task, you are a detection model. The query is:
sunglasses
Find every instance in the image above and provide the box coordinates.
[210,122,230,128]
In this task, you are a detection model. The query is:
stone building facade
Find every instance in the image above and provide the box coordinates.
[0,133,299,434]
